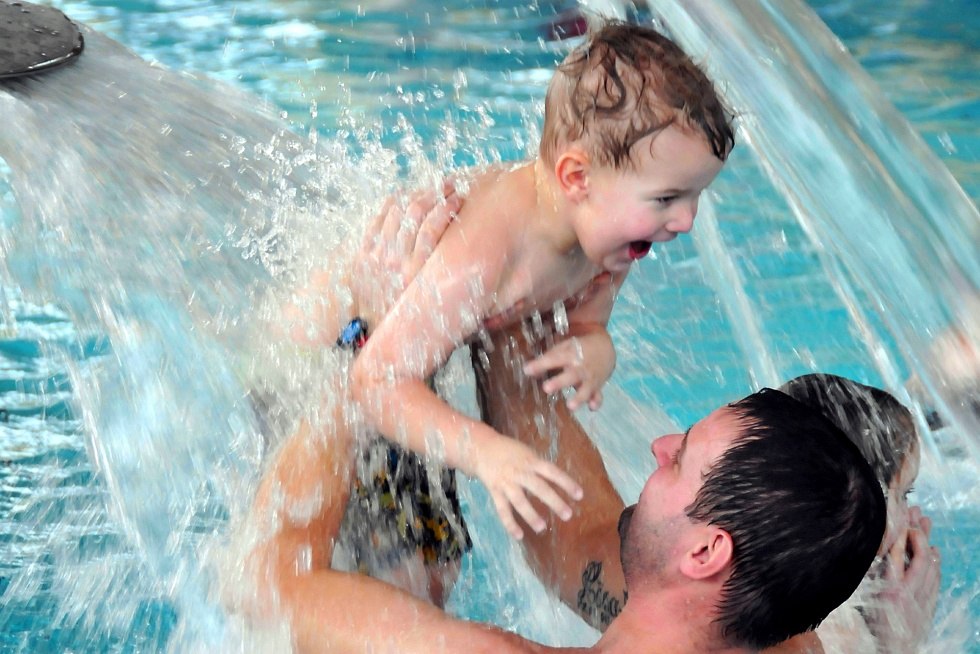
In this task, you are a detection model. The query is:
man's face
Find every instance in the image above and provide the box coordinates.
[619,406,744,581]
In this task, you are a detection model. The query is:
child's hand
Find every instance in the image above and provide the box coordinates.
[523,328,615,411]
[867,506,941,653]
[473,435,583,540]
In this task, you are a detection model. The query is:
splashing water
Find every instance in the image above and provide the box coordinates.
[0,24,450,650]
[0,0,977,651]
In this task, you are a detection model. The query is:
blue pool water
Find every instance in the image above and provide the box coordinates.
[0,0,977,652]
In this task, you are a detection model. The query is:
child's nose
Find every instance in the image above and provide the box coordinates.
[667,201,697,234]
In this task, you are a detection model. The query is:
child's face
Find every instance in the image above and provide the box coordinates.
[881,444,920,555]
[576,123,725,273]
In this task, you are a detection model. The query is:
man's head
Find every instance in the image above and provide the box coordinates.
[540,20,735,170]
[620,388,886,649]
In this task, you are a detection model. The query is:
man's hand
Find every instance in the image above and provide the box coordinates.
[523,325,616,411]
[867,506,941,653]
[353,183,461,322]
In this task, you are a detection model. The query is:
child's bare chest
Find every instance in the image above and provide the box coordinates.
[483,253,603,330]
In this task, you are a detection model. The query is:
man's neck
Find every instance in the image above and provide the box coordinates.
[593,590,749,654]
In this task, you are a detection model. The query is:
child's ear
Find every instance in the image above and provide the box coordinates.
[554,148,591,203]
[679,527,733,581]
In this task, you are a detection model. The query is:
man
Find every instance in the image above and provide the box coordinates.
[236,200,887,651]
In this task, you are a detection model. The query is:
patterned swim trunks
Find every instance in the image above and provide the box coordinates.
[339,436,472,572]
[333,317,471,572]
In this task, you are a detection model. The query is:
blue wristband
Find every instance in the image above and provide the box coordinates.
[336,317,369,351]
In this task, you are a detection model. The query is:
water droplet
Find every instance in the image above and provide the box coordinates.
[937,132,957,155]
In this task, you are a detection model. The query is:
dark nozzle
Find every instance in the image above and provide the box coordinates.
[1,0,84,80]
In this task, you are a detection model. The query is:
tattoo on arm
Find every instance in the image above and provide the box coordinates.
[576,561,627,631]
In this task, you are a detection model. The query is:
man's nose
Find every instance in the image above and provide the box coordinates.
[651,433,681,467]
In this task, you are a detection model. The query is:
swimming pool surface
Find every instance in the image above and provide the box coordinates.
[1,0,977,651]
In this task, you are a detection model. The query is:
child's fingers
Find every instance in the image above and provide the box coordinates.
[542,369,581,395]
[521,474,574,522]
[904,528,930,579]
[885,528,908,580]
[506,485,547,534]
[906,529,941,606]
[523,351,559,378]
[525,339,581,375]
[533,460,583,502]
[919,513,933,538]
[566,384,595,411]
[490,488,525,540]
[924,546,941,601]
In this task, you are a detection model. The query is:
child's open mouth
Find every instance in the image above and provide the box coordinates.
[628,240,652,260]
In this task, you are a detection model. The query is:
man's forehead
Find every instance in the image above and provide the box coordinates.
[688,406,743,460]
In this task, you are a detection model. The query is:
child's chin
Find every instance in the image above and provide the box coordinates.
[604,259,633,273]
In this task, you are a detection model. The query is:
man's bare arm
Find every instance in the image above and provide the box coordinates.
[239,400,550,654]
[472,330,628,631]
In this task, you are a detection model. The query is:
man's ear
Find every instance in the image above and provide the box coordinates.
[554,148,591,203]
[680,527,733,580]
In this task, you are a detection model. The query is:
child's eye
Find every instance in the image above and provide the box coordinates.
[670,450,680,467]
[653,195,677,206]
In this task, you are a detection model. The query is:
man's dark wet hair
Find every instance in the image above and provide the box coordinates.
[780,373,918,490]
[685,388,887,649]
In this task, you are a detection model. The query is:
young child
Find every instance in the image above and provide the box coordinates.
[284,20,736,607]
[347,19,735,544]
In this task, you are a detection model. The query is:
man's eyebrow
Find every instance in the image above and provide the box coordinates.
[677,427,691,466]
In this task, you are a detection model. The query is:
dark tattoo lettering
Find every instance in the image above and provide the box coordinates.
[576,561,627,630]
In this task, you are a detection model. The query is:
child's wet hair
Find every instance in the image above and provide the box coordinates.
[779,373,918,488]
[540,20,735,169]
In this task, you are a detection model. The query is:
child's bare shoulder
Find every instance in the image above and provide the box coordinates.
[458,163,537,232]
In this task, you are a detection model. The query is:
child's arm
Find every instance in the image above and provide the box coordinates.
[350,215,583,539]
[523,271,627,411]
[472,331,627,631]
